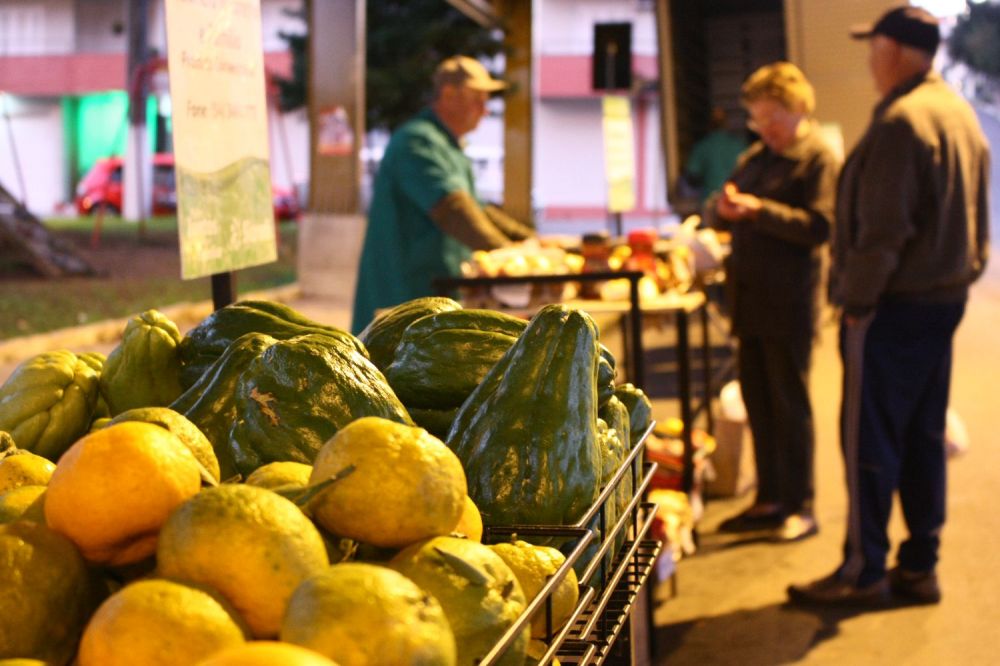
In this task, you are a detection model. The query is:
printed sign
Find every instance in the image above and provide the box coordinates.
[317,105,354,156]
[165,0,276,279]
[602,95,636,213]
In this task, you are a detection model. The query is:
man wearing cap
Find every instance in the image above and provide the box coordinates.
[788,6,990,606]
[351,56,534,334]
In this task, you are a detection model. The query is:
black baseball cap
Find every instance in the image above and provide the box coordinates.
[850,5,940,54]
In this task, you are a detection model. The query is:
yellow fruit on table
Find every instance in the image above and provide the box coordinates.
[309,416,467,549]
[526,640,561,665]
[0,521,104,665]
[77,578,247,666]
[196,641,339,666]
[44,422,202,566]
[244,461,312,490]
[0,450,55,493]
[156,484,329,638]
[390,536,528,666]
[107,407,222,482]
[452,495,483,542]
[488,540,580,638]
[281,562,456,666]
[0,485,46,524]
[0,659,49,666]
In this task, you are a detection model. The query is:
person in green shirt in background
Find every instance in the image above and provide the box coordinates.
[351,56,534,334]
[683,107,749,205]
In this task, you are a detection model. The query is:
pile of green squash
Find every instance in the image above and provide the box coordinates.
[0,296,652,534]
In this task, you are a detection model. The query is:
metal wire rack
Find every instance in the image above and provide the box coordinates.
[476,423,663,665]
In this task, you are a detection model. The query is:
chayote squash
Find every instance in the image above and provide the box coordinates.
[613,383,653,447]
[446,304,602,529]
[597,345,616,408]
[169,332,279,480]
[228,333,414,477]
[407,406,460,441]
[100,309,184,416]
[358,296,462,372]
[77,352,110,419]
[177,300,365,388]
[0,350,101,461]
[384,309,526,410]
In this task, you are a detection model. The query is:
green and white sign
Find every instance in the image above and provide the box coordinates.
[165,0,276,279]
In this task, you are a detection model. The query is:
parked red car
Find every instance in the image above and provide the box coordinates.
[74,154,301,220]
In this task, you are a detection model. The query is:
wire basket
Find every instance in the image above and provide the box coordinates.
[477,423,663,665]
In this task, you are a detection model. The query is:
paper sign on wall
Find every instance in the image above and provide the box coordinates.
[602,95,636,213]
[165,0,276,279]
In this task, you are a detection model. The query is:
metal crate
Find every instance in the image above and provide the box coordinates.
[477,424,663,665]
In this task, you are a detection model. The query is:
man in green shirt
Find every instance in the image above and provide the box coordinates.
[351,56,533,334]
[683,107,748,204]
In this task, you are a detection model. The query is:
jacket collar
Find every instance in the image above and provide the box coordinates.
[874,70,938,117]
[420,107,464,148]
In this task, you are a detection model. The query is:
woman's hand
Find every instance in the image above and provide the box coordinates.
[716,182,762,221]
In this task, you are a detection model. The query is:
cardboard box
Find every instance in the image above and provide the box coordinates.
[705,417,756,498]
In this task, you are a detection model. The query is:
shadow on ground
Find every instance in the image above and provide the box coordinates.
[653,600,874,666]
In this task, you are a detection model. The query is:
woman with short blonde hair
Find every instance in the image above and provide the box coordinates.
[712,62,840,542]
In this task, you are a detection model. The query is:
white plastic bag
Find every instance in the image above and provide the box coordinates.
[719,380,747,423]
[945,407,969,459]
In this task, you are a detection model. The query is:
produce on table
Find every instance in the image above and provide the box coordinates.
[384,309,526,410]
[597,344,617,407]
[488,539,580,638]
[0,440,55,492]
[156,484,329,638]
[100,309,184,415]
[77,351,110,419]
[308,416,466,549]
[228,335,413,477]
[196,641,339,666]
[0,521,105,665]
[358,296,462,372]
[77,579,248,666]
[107,406,221,483]
[177,300,365,389]
[0,350,102,461]
[280,562,456,666]
[390,536,528,666]
[44,422,202,566]
[446,304,602,530]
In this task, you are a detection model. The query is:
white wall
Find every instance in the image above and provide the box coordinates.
[0,0,73,55]
[534,99,607,208]
[74,0,124,53]
[536,0,657,56]
[0,96,65,213]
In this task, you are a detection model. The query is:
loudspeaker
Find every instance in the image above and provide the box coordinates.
[592,22,632,91]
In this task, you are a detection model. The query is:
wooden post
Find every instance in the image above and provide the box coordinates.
[495,0,533,226]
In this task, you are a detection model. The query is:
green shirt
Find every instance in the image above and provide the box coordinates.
[352,109,477,334]
[684,130,748,203]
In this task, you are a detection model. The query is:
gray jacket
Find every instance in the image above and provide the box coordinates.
[831,72,990,314]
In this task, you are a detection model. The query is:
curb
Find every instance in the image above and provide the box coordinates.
[0,283,303,366]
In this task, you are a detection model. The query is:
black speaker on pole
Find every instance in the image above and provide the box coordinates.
[592,22,632,91]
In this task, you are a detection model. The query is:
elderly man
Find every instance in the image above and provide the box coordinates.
[351,56,533,334]
[789,6,990,606]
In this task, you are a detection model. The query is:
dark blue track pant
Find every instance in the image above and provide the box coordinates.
[838,300,965,586]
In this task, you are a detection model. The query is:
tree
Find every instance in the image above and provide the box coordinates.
[366,0,503,131]
[949,2,1000,97]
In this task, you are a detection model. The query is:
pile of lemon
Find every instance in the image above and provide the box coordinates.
[0,413,579,666]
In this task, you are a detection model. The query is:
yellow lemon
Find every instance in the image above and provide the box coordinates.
[0,485,46,524]
[45,422,202,566]
[452,495,484,542]
[196,641,339,666]
[390,536,528,665]
[244,461,312,490]
[156,484,329,638]
[78,579,247,666]
[0,450,55,493]
[0,521,104,664]
[281,562,456,666]
[309,417,466,548]
[489,540,580,637]
[108,407,221,482]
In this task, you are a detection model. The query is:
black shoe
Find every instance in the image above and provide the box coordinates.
[787,572,890,607]
[718,506,786,533]
[771,513,819,543]
[888,567,941,604]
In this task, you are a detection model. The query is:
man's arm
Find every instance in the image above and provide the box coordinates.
[482,204,535,241]
[747,152,839,247]
[429,191,511,250]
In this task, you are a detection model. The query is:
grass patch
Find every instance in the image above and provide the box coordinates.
[0,217,299,339]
